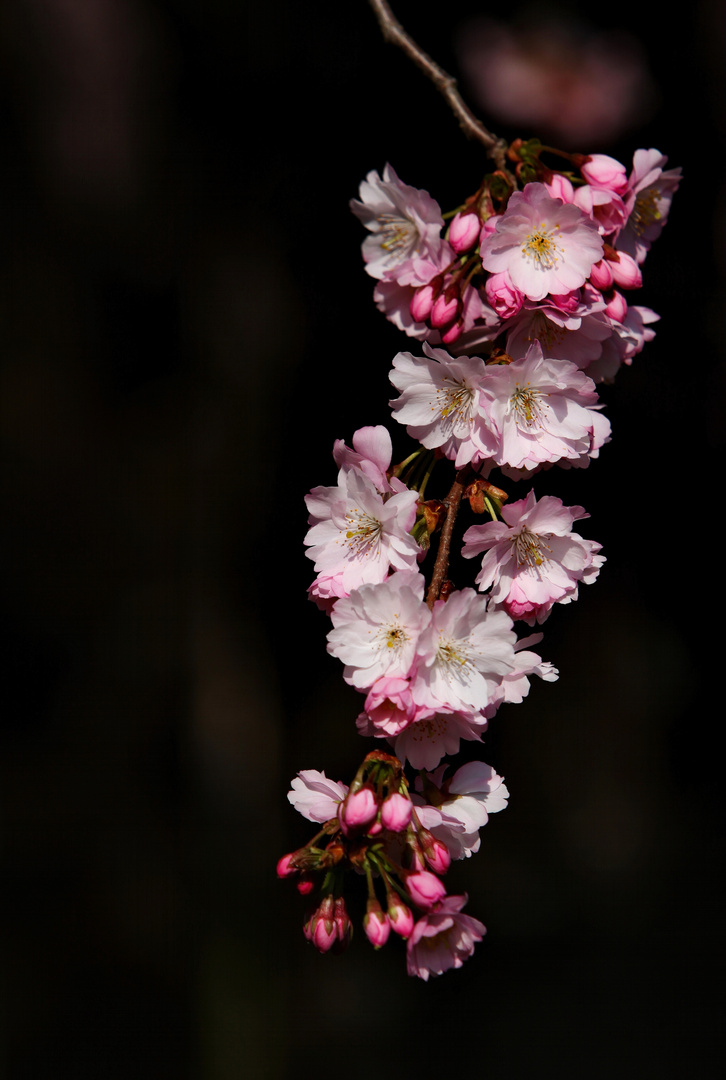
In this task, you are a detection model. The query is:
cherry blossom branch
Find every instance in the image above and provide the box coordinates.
[425,465,474,608]
[367,0,509,171]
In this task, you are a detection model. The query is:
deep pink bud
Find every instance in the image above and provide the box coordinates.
[309,895,337,953]
[608,250,642,289]
[545,174,575,203]
[277,853,297,878]
[405,870,447,910]
[441,319,463,344]
[430,291,461,329]
[410,284,436,322]
[296,876,314,895]
[485,270,523,319]
[605,289,628,322]
[423,837,451,875]
[387,893,415,939]
[380,792,413,832]
[589,259,614,291]
[580,154,628,194]
[339,788,378,835]
[449,211,481,253]
[363,900,391,949]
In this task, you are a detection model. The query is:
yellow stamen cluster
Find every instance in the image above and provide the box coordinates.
[344,510,383,556]
[435,377,475,422]
[510,383,548,429]
[377,212,416,257]
[521,222,564,270]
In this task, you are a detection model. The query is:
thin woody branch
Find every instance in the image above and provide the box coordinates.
[426,465,474,608]
[368,0,509,170]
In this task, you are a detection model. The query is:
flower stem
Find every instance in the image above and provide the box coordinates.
[425,465,474,608]
[367,0,509,170]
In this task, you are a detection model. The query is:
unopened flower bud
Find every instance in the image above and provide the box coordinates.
[605,289,628,322]
[485,271,523,319]
[410,283,436,322]
[580,154,628,194]
[363,899,391,949]
[387,893,415,939]
[308,894,337,953]
[380,792,413,832]
[545,174,575,203]
[296,876,315,895]
[276,853,298,878]
[608,250,642,289]
[589,259,614,291]
[339,787,378,835]
[440,318,463,344]
[405,869,447,910]
[449,211,481,253]
[423,835,451,875]
[430,291,461,329]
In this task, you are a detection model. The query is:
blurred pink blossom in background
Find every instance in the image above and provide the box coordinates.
[454,10,657,147]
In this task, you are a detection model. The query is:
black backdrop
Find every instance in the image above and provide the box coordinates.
[0,1,723,1076]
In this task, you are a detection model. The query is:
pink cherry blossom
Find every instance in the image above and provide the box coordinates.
[411,589,519,714]
[389,344,499,468]
[287,770,349,822]
[414,760,509,859]
[326,570,430,690]
[482,634,559,719]
[362,675,427,736]
[406,894,485,980]
[480,182,603,302]
[387,710,490,771]
[350,164,447,282]
[587,304,659,382]
[462,490,604,624]
[481,341,611,471]
[332,425,398,494]
[617,149,681,264]
[304,467,420,608]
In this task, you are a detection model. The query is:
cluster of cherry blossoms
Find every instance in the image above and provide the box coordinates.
[278,120,678,979]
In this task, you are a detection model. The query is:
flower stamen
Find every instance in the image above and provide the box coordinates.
[521,222,563,270]
[512,528,551,568]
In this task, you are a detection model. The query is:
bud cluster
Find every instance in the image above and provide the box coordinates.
[278,752,498,977]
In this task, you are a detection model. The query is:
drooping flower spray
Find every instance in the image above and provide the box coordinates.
[277,0,679,980]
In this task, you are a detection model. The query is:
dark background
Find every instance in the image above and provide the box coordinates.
[0,0,723,1076]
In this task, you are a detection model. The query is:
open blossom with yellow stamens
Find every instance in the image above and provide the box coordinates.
[349,163,448,282]
[616,148,681,265]
[304,466,420,610]
[481,182,603,301]
[462,489,604,625]
[480,341,611,472]
[389,343,499,467]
